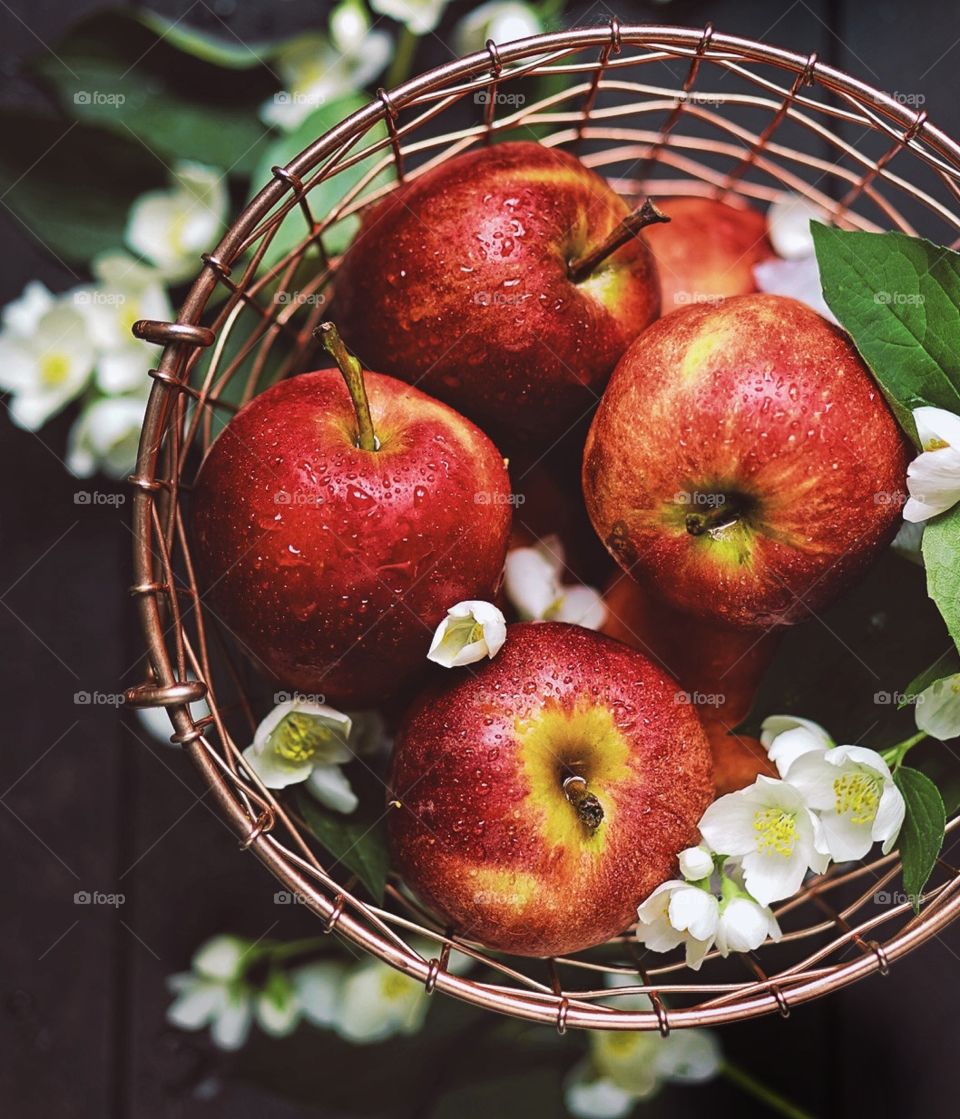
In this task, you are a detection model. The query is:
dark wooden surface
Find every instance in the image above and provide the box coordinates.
[1,1,959,1116]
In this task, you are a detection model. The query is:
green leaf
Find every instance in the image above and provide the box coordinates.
[134,10,282,69]
[29,11,277,178]
[922,506,960,653]
[811,223,960,438]
[901,648,960,707]
[0,112,164,264]
[248,96,390,260]
[296,768,390,902]
[893,765,946,911]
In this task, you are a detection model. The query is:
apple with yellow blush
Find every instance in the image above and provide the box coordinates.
[387,621,712,957]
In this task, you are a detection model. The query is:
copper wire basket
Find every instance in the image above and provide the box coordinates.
[125,22,960,1032]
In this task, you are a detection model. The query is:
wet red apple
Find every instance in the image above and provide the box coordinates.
[333,141,663,446]
[602,571,777,794]
[191,325,511,707]
[642,195,775,312]
[387,621,712,957]
[583,294,910,629]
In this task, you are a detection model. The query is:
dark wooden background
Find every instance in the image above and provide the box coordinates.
[2,1,959,1116]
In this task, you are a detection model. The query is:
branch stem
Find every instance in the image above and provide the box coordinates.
[317,322,378,451]
[568,197,669,282]
[563,775,603,830]
[721,1062,814,1119]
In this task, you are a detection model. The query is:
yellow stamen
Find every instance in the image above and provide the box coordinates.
[833,771,880,825]
[753,807,798,858]
[269,712,334,763]
[40,353,71,387]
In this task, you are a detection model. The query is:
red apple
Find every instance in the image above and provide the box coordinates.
[387,621,712,957]
[191,326,511,708]
[642,196,775,313]
[601,571,778,794]
[583,294,910,629]
[333,141,662,445]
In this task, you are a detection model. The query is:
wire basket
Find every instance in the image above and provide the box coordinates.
[124,22,960,1032]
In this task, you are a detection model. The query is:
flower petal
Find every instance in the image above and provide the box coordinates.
[916,673,960,740]
[678,845,714,882]
[551,584,607,630]
[668,885,719,942]
[503,544,561,620]
[305,763,358,814]
[564,1064,635,1119]
[291,960,346,1026]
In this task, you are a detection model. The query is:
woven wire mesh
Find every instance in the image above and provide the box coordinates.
[125,23,960,1031]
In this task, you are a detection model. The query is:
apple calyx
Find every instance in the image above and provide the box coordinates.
[684,492,754,538]
[317,322,379,451]
[562,774,604,831]
[567,197,670,283]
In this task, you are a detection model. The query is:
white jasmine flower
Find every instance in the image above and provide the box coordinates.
[715,893,782,956]
[334,957,429,1043]
[254,972,301,1037]
[760,714,833,777]
[699,776,826,906]
[76,252,172,394]
[915,672,960,740]
[67,394,147,479]
[787,745,906,861]
[134,674,210,745]
[166,935,256,1051]
[0,281,95,430]
[455,1,542,53]
[766,194,825,259]
[753,256,838,324]
[565,977,721,1116]
[504,539,606,630]
[427,600,506,666]
[126,161,228,282]
[372,0,451,35]
[636,880,718,970]
[261,1,391,131]
[290,959,347,1027]
[678,844,715,881]
[903,406,960,522]
[565,1069,637,1119]
[242,698,352,790]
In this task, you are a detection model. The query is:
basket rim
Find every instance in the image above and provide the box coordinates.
[126,21,960,1031]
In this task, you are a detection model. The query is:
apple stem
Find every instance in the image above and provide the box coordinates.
[567,197,670,283]
[562,775,604,831]
[685,502,739,537]
[317,322,378,452]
